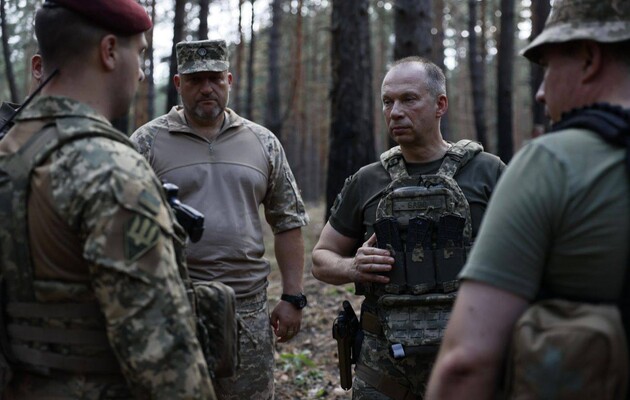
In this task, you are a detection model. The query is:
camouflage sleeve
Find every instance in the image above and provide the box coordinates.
[50,138,215,399]
[129,122,159,162]
[257,128,309,233]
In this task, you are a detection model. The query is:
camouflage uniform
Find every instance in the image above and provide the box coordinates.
[131,106,308,399]
[0,96,216,400]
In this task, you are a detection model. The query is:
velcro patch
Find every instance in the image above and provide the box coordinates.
[124,214,160,262]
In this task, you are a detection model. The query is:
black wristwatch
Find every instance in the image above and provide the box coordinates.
[281,293,308,310]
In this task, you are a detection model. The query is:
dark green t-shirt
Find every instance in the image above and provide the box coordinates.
[460,129,630,301]
[329,151,505,245]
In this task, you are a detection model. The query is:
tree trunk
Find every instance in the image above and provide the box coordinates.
[393,0,432,60]
[432,0,449,139]
[198,0,210,40]
[468,0,487,146]
[1,0,19,103]
[530,0,551,134]
[327,0,375,220]
[265,0,283,143]
[244,0,256,120]
[232,0,245,113]
[166,0,187,112]
[134,0,156,129]
[496,0,515,163]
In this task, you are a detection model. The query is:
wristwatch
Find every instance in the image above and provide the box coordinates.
[281,293,308,310]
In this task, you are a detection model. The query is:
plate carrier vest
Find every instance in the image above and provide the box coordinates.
[371,139,482,350]
[0,120,187,376]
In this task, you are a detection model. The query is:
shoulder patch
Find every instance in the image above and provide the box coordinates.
[124,214,160,262]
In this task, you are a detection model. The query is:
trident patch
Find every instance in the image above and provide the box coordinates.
[124,214,160,262]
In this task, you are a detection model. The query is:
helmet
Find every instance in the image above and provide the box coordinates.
[522,0,630,62]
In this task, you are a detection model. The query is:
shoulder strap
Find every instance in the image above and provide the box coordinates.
[437,139,483,178]
[379,146,408,180]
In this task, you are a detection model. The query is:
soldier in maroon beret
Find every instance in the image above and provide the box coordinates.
[0,1,217,399]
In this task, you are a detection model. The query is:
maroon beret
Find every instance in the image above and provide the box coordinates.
[44,0,152,35]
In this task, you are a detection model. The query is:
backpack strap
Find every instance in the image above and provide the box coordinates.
[437,139,483,178]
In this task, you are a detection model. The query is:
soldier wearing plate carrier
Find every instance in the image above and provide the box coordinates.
[313,56,505,399]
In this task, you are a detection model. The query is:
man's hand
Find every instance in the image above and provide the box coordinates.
[270,300,302,343]
[348,233,395,284]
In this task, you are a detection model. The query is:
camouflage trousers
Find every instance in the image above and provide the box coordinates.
[215,290,275,400]
[3,370,132,400]
[352,331,436,400]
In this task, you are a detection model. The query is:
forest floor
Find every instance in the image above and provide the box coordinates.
[264,202,362,400]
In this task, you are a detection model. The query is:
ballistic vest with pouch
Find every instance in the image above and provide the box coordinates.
[0,118,239,381]
[371,139,482,352]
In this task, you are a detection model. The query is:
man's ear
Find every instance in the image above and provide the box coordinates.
[100,34,118,71]
[173,74,181,93]
[436,94,448,118]
[581,40,602,84]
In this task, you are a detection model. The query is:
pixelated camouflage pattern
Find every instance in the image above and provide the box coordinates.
[0,96,216,399]
[176,40,230,74]
[377,140,481,244]
[522,0,630,61]
[193,280,239,378]
[214,291,274,400]
[377,294,456,347]
[353,332,435,399]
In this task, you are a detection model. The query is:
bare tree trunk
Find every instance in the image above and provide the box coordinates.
[1,0,19,103]
[198,0,210,40]
[393,0,432,60]
[468,0,487,146]
[244,0,256,120]
[497,0,515,162]
[265,0,283,142]
[327,0,375,220]
[166,0,187,112]
[232,0,245,113]
[134,0,156,129]
[432,0,449,139]
[530,0,551,134]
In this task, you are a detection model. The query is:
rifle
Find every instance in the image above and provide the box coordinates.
[332,300,359,390]
[163,182,205,243]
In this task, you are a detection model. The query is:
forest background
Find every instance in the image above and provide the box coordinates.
[1,1,552,398]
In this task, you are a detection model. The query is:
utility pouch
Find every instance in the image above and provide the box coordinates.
[405,217,436,295]
[374,217,406,294]
[434,214,466,293]
[377,294,456,357]
[193,281,239,378]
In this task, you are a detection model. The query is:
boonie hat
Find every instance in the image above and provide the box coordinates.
[43,0,152,35]
[522,0,630,62]
[176,40,230,74]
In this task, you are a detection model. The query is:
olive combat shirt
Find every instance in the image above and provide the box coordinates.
[460,129,630,301]
[0,96,215,399]
[131,106,309,298]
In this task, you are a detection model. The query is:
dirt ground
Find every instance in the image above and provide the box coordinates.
[265,202,362,400]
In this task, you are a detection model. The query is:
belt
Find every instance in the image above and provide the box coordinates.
[355,364,422,400]
[360,311,383,336]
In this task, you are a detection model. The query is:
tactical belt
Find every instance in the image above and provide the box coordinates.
[355,363,422,400]
[361,311,383,336]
